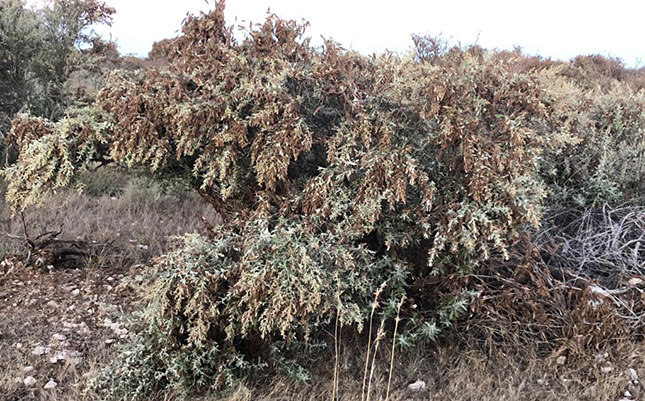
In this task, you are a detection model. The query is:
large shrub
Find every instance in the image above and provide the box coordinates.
[11,3,645,399]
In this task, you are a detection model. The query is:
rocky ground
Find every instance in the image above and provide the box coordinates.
[3,260,645,401]
[0,258,139,401]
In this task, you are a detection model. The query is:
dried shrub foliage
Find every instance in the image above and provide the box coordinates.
[4,2,645,399]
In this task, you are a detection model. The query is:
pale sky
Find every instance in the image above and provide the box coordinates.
[91,0,644,67]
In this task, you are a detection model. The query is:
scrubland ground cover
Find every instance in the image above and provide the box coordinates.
[2,1,645,400]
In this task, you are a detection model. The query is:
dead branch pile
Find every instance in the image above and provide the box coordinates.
[3,212,89,269]
[455,208,645,356]
[537,205,645,283]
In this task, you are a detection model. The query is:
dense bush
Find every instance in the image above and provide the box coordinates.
[5,2,645,399]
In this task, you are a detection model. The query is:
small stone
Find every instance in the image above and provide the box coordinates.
[105,338,115,344]
[556,355,566,365]
[24,376,36,386]
[629,368,639,381]
[628,277,643,286]
[52,333,67,341]
[32,345,46,356]
[624,390,633,397]
[407,380,426,391]
[23,366,34,372]
[79,322,90,334]
[601,364,613,373]
[71,289,80,296]
[596,352,608,362]
[43,379,57,389]
[114,327,128,337]
[536,379,545,385]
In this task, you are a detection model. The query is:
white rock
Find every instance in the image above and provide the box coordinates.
[407,380,426,391]
[624,390,633,397]
[601,364,613,373]
[536,379,545,385]
[52,333,67,341]
[79,322,90,334]
[24,376,36,386]
[32,345,47,356]
[114,327,128,338]
[556,355,566,365]
[589,285,611,298]
[629,368,639,381]
[628,277,643,286]
[596,352,608,362]
[23,366,34,372]
[43,379,57,389]
[105,338,116,344]
[71,289,80,296]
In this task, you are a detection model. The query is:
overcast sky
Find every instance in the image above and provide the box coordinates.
[91,0,644,67]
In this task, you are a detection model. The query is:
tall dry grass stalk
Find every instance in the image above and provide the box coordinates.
[385,295,405,401]
[331,304,340,401]
[366,319,386,401]
[361,282,386,401]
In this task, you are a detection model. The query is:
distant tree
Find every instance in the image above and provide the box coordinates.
[0,0,114,141]
[0,0,43,134]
